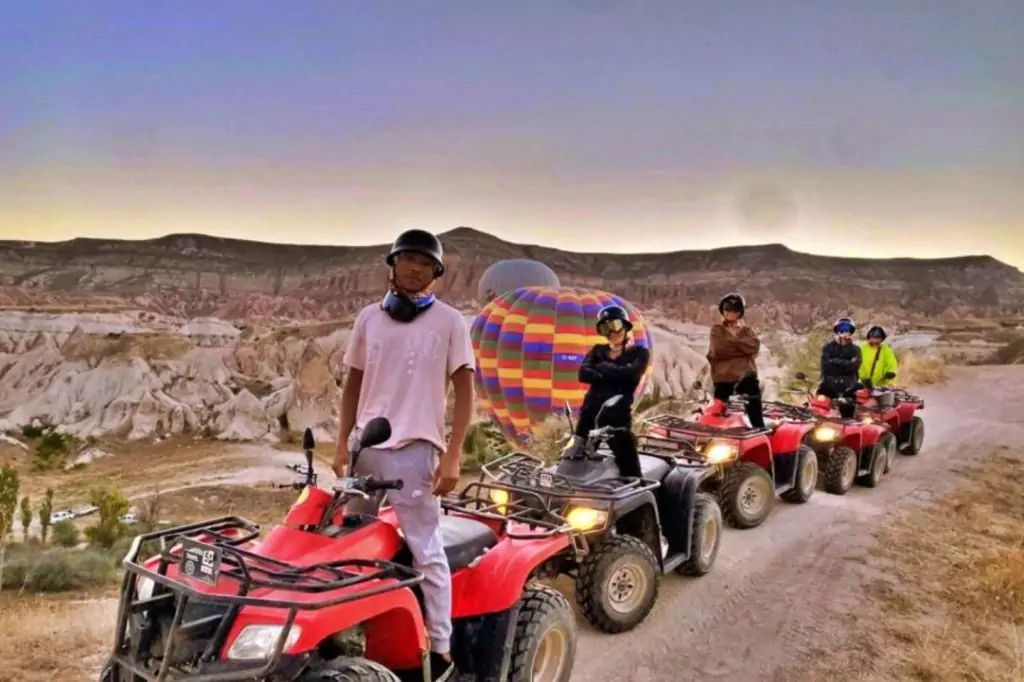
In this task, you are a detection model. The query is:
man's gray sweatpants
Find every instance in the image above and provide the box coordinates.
[347,440,452,654]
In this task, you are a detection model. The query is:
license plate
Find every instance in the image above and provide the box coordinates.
[179,537,223,586]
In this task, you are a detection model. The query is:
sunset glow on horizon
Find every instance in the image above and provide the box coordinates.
[2,2,1022,267]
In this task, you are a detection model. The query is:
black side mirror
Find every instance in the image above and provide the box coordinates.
[884,371,896,380]
[795,371,807,381]
[302,427,315,451]
[691,380,702,390]
[359,417,392,450]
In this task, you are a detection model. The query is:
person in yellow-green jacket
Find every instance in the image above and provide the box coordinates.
[859,325,899,388]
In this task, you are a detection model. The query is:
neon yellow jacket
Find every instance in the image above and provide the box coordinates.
[858,342,898,386]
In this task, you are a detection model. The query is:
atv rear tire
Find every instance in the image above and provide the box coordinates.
[902,416,924,455]
[879,432,898,473]
[780,445,817,504]
[677,493,722,576]
[822,446,857,495]
[857,440,887,488]
[721,462,775,529]
[300,657,400,681]
[576,534,660,633]
[507,585,577,682]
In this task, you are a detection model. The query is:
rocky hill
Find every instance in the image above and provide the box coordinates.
[3,227,1023,330]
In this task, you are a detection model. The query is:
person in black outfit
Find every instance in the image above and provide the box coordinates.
[575,305,650,478]
[818,316,863,418]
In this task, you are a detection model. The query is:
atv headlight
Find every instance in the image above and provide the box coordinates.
[226,625,302,660]
[489,489,509,514]
[813,425,840,441]
[565,507,608,532]
[704,442,738,464]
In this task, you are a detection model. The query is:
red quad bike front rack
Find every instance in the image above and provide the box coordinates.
[101,516,422,682]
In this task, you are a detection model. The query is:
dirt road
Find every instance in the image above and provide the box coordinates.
[568,365,1024,682]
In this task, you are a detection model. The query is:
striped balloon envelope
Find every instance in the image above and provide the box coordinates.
[470,286,654,445]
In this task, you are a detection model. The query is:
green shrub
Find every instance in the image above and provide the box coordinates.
[462,420,513,471]
[20,425,44,439]
[1,545,116,592]
[34,431,72,470]
[51,520,80,548]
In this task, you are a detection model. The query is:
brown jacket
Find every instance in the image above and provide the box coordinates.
[707,323,761,383]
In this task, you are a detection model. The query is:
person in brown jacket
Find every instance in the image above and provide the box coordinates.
[706,293,765,428]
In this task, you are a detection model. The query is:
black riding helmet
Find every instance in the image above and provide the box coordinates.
[596,305,633,336]
[866,325,887,340]
[718,292,746,317]
[386,229,445,278]
[833,316,856,334]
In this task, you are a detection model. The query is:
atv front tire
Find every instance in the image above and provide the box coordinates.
[902,416,924,455]
[879,432,898,473]
[822,446,857,495]
[857,440,887,488]
[780,445,817,504]
[299,657,400,681]
[507,585,577,682]
[576,534,660,633]
[721,463,775,529]
[677,493,722,576]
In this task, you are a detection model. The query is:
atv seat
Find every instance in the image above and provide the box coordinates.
[396,515,498,572]
[638,454,672,482]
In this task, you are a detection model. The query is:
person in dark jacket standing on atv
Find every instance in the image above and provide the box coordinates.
[818,316,862,418]
[333,229,474,681]
[706,293,766,428]
[575,305,650,478]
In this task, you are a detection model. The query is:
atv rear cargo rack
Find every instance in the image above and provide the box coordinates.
[481,451,659,500]
[760,400,818,422]
[104,516,422,682]
[890,388,924,406]
[638,414,770,460]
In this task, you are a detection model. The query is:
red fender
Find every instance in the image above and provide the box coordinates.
[770,422,813,454]
[451,530,572,618]
[738,435,774,472]
[283,486,334,529]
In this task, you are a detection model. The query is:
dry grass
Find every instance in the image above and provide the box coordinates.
[62,333,195,362]
[528,414,572,463]
[897,351,950,387]
[871,450,1024,681]
[788,449,1024,682]
[0,592,117,682]
[157,484,301,526]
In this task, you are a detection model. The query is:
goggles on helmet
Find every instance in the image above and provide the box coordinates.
[597,318,626,337]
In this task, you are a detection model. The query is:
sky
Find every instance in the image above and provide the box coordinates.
[1,1,1023,266]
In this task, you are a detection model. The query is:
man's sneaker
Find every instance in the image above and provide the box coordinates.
[428,651,455,682]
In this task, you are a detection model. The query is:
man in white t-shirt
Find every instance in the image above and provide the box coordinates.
[333,229,474,681]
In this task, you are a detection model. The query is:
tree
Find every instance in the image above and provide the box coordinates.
[19,495,31,540]
[85,486,130,549]
[38,488,54,545]
[0,465,20,592]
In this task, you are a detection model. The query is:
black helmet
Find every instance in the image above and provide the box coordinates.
[833,316,856,334]
[718,292,746,317]
[386,229,445,277]
[866,325,887,340]
[596,305,633,336]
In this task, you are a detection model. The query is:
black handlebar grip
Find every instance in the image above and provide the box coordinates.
[368,479,404,492]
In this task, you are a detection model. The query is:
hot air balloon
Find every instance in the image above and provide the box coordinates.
[477,259,561,305]
[470,286,654,445]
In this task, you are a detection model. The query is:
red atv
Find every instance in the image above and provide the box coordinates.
[638,381,819,530]
[99,419,578,682]
[852,378,926,456]
[790,372,894,494]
